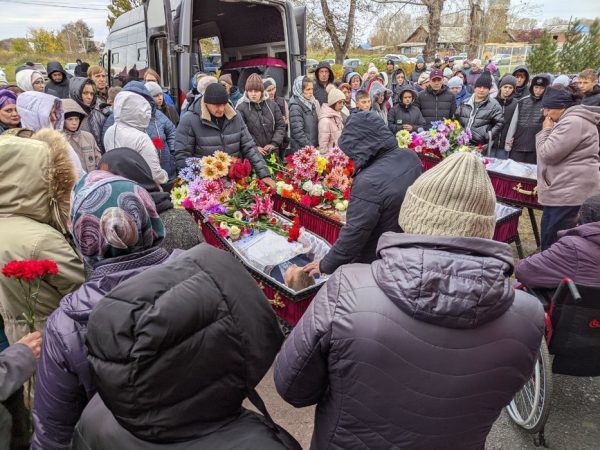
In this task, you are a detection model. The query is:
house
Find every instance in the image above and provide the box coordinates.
[398,25,470,56]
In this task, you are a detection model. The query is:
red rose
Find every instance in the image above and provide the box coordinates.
[151,137,165,151]
[323,191,337,202]
[310,196,320,207]
[229,159,252,182]
[300,195,313,207]
[343,187,351,200]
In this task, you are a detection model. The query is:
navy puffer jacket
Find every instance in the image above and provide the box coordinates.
[415,85,457,128]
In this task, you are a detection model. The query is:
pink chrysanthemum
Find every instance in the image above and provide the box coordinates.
[292,146,318,180]
[326,147,349,168]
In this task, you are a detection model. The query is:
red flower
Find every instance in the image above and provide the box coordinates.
[276,172,284,180]
[181,197,193,210]
[151,137,165,151]
[300,195,313,207]
[310,195,320,207]
[217,226,230,239]
[288,216,301,242]
[2,259,59,282]
[323,191,337,202]
[344,160,355,176]
[343,187,351,200]
[229,159,252,182]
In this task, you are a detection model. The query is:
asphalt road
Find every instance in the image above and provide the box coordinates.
[248,367,600,449]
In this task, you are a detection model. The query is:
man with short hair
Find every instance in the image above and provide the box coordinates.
[512,65,530,99]
[87,66,108,104]
[492,75,518,159]
[415,69,456,128]
[44,61,70,99]
[385,59,395,90]
[354,90,371,112]
[579,68,600,106]
[313,61,334,105]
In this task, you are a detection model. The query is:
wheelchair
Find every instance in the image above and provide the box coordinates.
[506,279,600,447]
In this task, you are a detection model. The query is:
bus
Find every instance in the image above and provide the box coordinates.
[103,0,306,107]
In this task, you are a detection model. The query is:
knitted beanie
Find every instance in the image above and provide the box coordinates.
[203,82,229,104]
[475,72,493,89]
[499,75,517,88]
[218,73,233,86]
[327,87,345,106]
[245,73,264,92]
[399,152,496,239]
[578,194,600,225]
[145,81,162,97]
[443,67,453,78]
[447,76,463,89]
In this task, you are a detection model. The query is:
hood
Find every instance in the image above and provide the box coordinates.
[560,105,600,126]
[319,102,341,120]
[372,232,515,329]
[16,91,64,131]
[123,80,156,114]
[85,244,283,442]
[15,69,43,92]
[62,98,87,132]
[396,84,417,105]
[338,111,398,172]
[238,90,270,105]
[0,129,76,233]
[113,91,151,130]
[369,81,392,102]
[69,77,96,112]
[346,71,361,85]
[47,61,67,81]
[529,74,551,97]
[558,221,600,245]
[512,65,530,85]
[315,61,334,84]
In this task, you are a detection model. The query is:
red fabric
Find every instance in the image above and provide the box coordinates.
[221,57,287,70]
[493,214,520,243]
[260,284,313,326]
[418,154,441,171]
[488,172,541,209]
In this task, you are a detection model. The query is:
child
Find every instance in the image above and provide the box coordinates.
[369,81,392,124]
[106,86,121,107]
[355,90,371,112]
[387,86,426,135]
[62,99,102,172]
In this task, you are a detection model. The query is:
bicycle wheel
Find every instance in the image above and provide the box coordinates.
[506,339,553,434]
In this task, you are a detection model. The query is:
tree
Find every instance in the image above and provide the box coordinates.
[320,0,358,63]
[527,30,557,74]
[558,19,586,73]
[11,38,29,53]
[107,0,143,28]
[29,28,65,54]
[467,0,484,58]
[60,20,95,53]
[579,19,600,72]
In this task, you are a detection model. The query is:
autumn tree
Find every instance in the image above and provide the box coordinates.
[11,38,29,53]
[60,20,95,53]
[29,28,65,54]
[107,0,143,28]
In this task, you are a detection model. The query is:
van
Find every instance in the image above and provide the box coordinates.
[103,0,306,107]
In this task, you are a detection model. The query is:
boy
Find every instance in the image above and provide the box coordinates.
[62,99,102,172]
[387,86,426,135]
[355,90,371,112]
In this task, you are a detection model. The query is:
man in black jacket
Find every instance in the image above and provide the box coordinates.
[304,112,423,276]
[174,83,274,186]
[44,61,70,99]
[313,61,334,106]
[512,65,530,100]
[415,69,456,128]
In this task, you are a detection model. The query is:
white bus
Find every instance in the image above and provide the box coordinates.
[103,0,306,106]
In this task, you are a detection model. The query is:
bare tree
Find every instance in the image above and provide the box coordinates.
[321,0,358,63]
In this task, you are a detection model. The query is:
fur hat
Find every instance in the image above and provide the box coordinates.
[245,73,264,92]
[399,152,496,240]
[203,82,229,104]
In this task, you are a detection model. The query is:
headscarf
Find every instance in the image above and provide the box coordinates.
[292,75,316,110]
[70,170,165,265]
[15,69,43,92]
[0,89,17,110]
[16,91,63,131]
[98,148,173,213]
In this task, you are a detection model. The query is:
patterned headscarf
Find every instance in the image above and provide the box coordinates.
[70,170,165,265]
[0,89,17,110]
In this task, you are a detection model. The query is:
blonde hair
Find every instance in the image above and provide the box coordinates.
[144,68,161,84]
[286,268,315,291]
[87,65,106,78]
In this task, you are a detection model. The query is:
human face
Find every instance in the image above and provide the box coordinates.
[402,92,413,106]
[429,77,443,91]
[247,89,262,103]
[144,74,158,83]
[350,75,361,90]
[474,86,490,101]
[220,81,231,94]
[32,78,44,92]
[471,63,480,71]
[533,85,545,98]
[51,72,63,83]
[333,100,344,112]
[81,84,95,106]
[395,72,405,84]
[317,68,330,84]
[92,71,107,90]
[500,84,514,99]
[514,71,527,87]
[154,93,164,107]
[578,77,595,94]
[455,72,465,82]
[341,87,351,104]
[544,108,565,122]
[302,83,314,100]
[449,86,461,96]
[206,103,226,117]
[356,97,371,111]
[416,62,425,70]
[367,71,377,81]
[64,116,80,132]
[387,64,394,72]
[376,93,385,105]
[0,104,20,127]
[265,85,276,100]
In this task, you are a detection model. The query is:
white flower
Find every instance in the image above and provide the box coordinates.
[310,183,324,197]
[302,180,314,192]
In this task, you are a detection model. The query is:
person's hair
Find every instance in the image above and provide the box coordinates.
[87,65,106,78]
[6,85,24,96]
[302,76,314,92]
[286,268,315,291]
[356,90,369,102]
[338,82,351,92]
[107,86,122,104]
[144,68,161,84]
[579,68,597,81]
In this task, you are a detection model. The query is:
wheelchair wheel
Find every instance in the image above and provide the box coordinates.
[506,339,553,434]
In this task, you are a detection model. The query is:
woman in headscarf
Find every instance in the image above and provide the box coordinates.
[288,75,320,153]
[98,148,204,253]
[31,171,171,450]
[69,77,111,151]
[0,89,20,133]
[15,69,44,92]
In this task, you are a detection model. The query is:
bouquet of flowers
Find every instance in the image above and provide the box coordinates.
[396,119,478,159]
[173,151,300,242]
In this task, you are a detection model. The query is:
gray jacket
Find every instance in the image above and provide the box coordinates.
[275,233,544,450]
[0,344,35,402]
[288,96,319,152]
[456,95,505,148]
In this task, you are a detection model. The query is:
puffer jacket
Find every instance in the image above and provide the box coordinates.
[516,221,600,289]
[319,111,422,275]
[318,103,343,151]
[71,245,292,450]
[102,82,178,183]
[535,105,600,206]
[45,61,70,99]
[416,85,457,128]
[512,65,530,100]
[0,131,84,343]
[494,95,518,152]
[69,77,111,152]
[63,99,102,172]
[314,61,334,105]
[582,84,600,107]
[456,94,504,147]
[236,93,286,152]
[275,233,545,450]
[289,95,319,153]
[387,85,426,134]
[104,91,168,184]
[454,84,471,107]
[174,97,269,178]
[31,248,172,450]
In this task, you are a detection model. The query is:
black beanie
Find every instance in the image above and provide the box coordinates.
[579,194,600,224]
[541,86,577,109]
[474,72,493,89]
[203,82,229,104]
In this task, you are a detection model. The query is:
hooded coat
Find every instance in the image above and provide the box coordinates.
[16,90,64,132]
[453,84,471,107]
[582,84,600,107]
[236,92,286,152]
[512,65,531,100]
[318,102,344,151]
[409,62,427,84]
[456,94,504,147]
[289,77,320,153]
[416,84,457,128]
[71,244,292,450]
[535,105,600,207]
[104,91,168,185]
[275,233,545,450]
[369,81,392,124]
[346,72,362,102]
[387,85,426,134]
[0,131,84,343]
[314,61,334,105]
[63,99,102,172]
[319,112,422,275]
[45,61,70,99]
[174,97,270,178]
[15,69,43,92]
[69,77,111,152]
[390,68,412,105]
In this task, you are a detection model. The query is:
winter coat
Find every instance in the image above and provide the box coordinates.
[409,64,427,84]
[289,95,320,152]
[275,232,544,450]
[370,81,392,124]
[387,85,426,134]
[454,85,471,107]
[512,65,530,100]
[582,84,600,107]
[44,61,70,99]
[0,131,84,343]
[456,95,504,147]
[318,103,344,151]
[102,82,178,182]
[466,68,483,89]
[516,221,600,289]
[63,99,102,172]
[104,91,169,184]
[319,112,422,274]
[416,85,457,128]
[69,77,110,152]
[236,93,286,152]
[314,61,334,105]
[535,105,600,206]
[174,98,270,178]
[31,248,172,450]
[159,102,180,126]
[494,95,518,152]
[229,86,243,107]
[71,245,290,450]
[0,343,36,402]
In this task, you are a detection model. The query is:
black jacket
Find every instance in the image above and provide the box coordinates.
[582,84,600,107]
[391,68,413,105]
[236,95,286,151]
[288,96,319,152]
[174,97,269,178]
[512,65,530,100]
[416,85,457,128]
[495,95,518,151]
[409,64,427,84]
[387,86,426,134]
[313,61,334,105]
[44,61,70,99]
[69,77,111,152]
[73,244,290,449]
[320,111,423,274]
[456,95,505,147]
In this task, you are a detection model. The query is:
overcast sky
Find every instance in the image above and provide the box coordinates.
[0,0,598,42]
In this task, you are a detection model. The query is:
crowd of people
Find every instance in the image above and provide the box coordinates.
[0,54,599,449]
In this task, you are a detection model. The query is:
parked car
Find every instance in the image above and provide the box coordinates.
[322,58,335,65]
[343,58,363,72]
[491,54,512,65]
[33,63,48,79]
[201,53,221,75]
[306,58,318,73]
[64,63,78,76]
[457,52,468,59]
[384,54,410,64]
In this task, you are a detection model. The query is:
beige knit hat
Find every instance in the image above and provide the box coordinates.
[327,87,346,106]
[399,152,496,239]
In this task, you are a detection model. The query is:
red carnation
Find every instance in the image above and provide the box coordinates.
[300,195,313,207]
[288,216,301,242]
[151,137,165,151]
[323,191,337,202]
[343,187,351,200]
[229,159,252,182]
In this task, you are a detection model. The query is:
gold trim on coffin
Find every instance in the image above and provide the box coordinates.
[258,282,286,308]
[512,183,538,197]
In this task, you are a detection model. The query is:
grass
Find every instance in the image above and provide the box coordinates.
[0,51,100,83]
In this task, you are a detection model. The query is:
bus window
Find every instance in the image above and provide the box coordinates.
[151,36,170,86]
[112,53,119,64]
[138,47,147,62]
